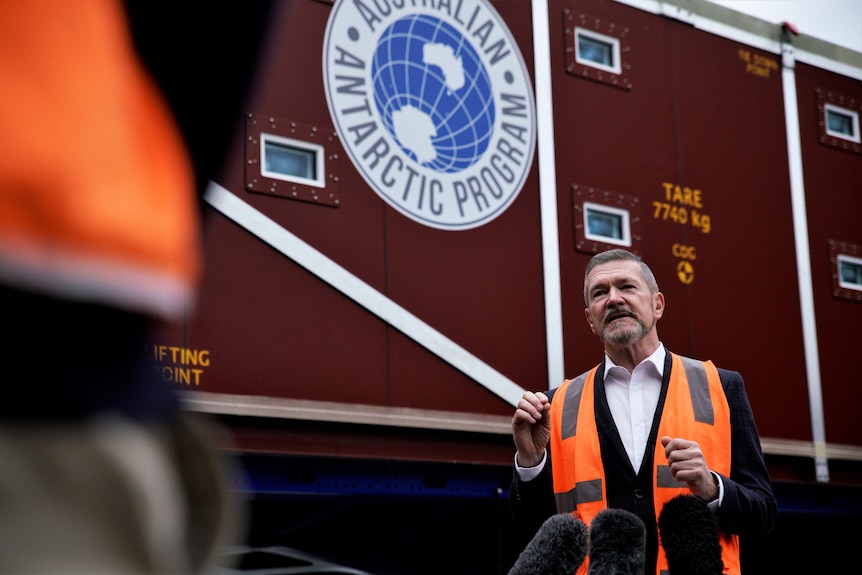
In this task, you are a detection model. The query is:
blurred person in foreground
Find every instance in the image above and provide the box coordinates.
[0,0,270,572]
[509,249,777,575]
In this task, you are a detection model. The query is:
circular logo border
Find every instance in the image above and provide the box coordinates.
[323,0,537,231]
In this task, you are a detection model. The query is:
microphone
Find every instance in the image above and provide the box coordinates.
[586,508,645,575]
[657,494,724,575]
[508,512,589,575]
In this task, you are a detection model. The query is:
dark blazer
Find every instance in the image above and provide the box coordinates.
[509,351,777,575]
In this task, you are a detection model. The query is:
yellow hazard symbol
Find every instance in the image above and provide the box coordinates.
[677,261,694,284]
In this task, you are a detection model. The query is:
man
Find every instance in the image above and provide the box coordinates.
[510,249,776,575]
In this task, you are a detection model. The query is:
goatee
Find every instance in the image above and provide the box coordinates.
[601,315,652,345]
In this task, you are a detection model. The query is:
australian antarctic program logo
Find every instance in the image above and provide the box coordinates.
[323,0,537,230]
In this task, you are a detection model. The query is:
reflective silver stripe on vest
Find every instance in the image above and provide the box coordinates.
[561,372,589,440]
[679,355,714,425]
[554,490,576,513]
[554,478,603,513]
[656,464,687,488]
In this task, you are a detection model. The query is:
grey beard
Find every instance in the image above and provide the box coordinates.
[602,318,648,345]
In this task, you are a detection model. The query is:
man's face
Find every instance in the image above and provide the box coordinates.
[584,260,663,346]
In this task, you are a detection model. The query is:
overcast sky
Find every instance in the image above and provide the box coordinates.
[706,0,862,52]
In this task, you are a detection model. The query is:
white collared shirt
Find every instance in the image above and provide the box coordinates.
[603,344,666,472]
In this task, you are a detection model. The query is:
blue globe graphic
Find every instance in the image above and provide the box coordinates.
[372,14,495,174]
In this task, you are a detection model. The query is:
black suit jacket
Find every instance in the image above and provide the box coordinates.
[509,351,777,575]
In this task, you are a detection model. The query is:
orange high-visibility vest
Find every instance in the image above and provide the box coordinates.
[0,0,201,321]
[549,353,740,575]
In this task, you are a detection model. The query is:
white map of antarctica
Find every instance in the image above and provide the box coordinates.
[391,42,465,164]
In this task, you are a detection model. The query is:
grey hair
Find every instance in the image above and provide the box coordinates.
[583,249,659,305]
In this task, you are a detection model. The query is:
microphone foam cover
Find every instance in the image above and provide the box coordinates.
[508,512,589,575]
[658,494,724,575]
[587,508,646,575]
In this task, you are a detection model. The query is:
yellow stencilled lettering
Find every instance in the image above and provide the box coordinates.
[739,48,777,78]
[158,365,205,385]
[672,243,697,260]
[655,182,712,233]
[653,202,689,224]
[691,210,711,233]
[673,243,696,284]
[752,53,778,71]
[662,182,702,207]
[148,344,210,386]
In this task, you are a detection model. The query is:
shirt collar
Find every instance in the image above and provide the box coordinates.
[603,343,666,377]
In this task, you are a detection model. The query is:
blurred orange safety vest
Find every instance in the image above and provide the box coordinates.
[0,0,201,321]
[549,353,740,575]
